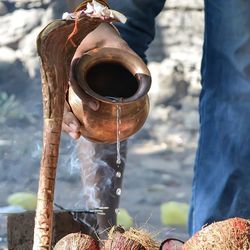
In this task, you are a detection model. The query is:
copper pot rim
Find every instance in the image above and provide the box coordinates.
[72,47,151,104]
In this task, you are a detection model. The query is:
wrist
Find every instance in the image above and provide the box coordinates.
[107,23,120,36]
[98,22,120,36]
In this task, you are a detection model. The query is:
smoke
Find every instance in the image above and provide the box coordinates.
[57,131,126,223]
[75,137,116,209]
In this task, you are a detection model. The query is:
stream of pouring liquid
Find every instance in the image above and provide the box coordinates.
[104,97,122,214]
[115,103,122,197]
[116,103,121,165]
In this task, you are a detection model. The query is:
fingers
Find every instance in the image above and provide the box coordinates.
[62,122,81,140]
[62,103,81,140]
[62,111,80,132]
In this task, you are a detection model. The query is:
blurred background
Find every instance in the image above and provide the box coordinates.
[0,0,203,248]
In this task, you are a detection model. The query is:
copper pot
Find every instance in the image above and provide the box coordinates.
[68,47,151,144]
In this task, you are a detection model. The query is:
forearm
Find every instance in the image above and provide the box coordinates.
[109,0,166,61]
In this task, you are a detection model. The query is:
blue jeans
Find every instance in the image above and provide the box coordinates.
[189,0,250,235]
[109,0,250,235]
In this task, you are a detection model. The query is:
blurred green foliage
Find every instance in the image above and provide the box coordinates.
[117,208,133,229]
[161,201,189,226]
[0,91,35,124]
[7,192,37,211]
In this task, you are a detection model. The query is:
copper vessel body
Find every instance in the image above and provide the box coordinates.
[68,47,151,143]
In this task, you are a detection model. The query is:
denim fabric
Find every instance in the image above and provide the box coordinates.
[109,0,166,61]
[189,0,250,235]
[109,0,250,236]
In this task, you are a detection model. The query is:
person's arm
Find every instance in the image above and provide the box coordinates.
[62,23,134,139]
[109,0,166,61]
[63,0,166,138]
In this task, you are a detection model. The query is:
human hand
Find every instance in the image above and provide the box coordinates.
[62,23,135,139]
